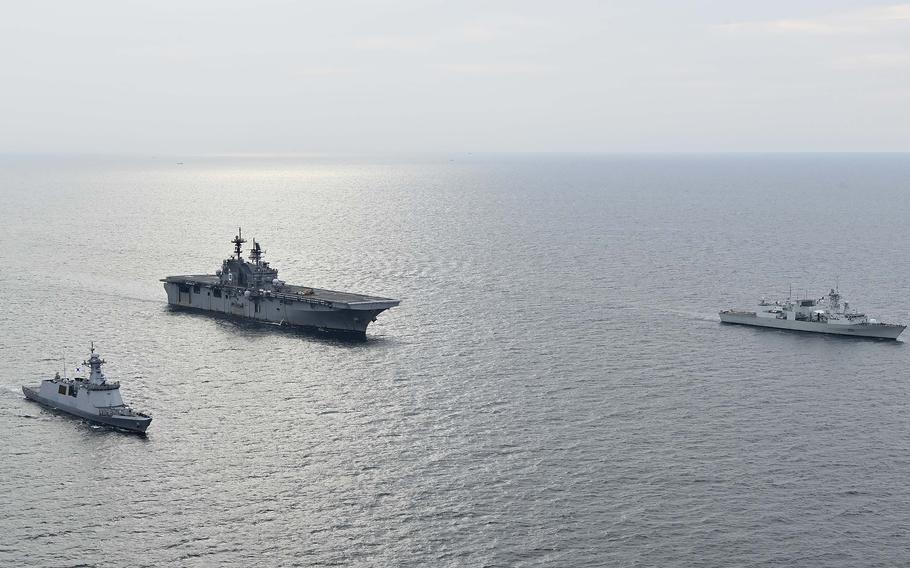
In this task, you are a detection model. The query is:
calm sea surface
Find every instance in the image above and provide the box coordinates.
[2,154,910,567]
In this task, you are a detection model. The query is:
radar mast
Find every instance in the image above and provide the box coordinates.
[84,342,107,385]
[232,228,246,260]
[249,239,265,265]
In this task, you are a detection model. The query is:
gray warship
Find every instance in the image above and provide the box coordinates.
[720,288,905,339]
[161,229,400,337]
[22,345,152,433]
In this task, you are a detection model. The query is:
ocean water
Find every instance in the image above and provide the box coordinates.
[1,153,909,567]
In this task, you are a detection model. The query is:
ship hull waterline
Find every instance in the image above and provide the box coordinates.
[22,386,152,433]
[719,312,905,340]
[162,280,394,338]
[165,303,381,339]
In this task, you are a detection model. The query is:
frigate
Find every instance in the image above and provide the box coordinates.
[161,229,400,337]
[22,344,152,433]
[720,288,905,339]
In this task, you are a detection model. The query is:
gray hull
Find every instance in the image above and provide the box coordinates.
[162,280,392,337]
[719,312,905,339]
[22,386,152,433]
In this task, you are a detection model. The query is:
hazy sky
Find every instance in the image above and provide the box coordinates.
[1,1,908,154]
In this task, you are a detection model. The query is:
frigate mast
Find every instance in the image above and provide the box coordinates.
[84,342,107,385]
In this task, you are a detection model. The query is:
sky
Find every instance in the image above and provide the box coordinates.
[1,1,908,154]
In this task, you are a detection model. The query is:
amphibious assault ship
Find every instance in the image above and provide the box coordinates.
[22,345,152,433]
[161,229,400,337]
[720,288,905,339]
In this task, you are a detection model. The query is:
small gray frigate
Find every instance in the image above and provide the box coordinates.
[720,288,905,339]
[161,229,400,337]
[22,344,152,433]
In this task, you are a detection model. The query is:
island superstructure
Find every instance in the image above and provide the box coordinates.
[720,288,905,339]
[161,229,400,337]
[22,344,152,433]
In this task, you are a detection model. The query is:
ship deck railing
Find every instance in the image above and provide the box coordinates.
[163,275,397,307]
[256,289,335,307]
[85,382,120,391]
[96,405,148,417]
